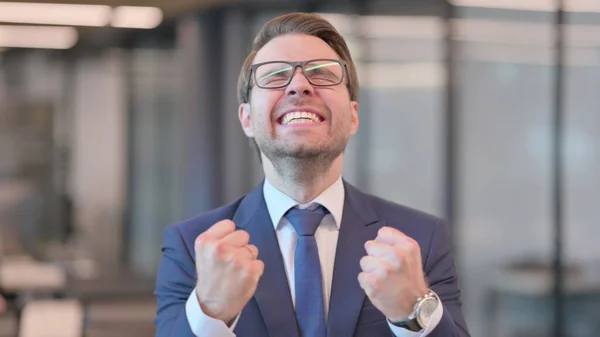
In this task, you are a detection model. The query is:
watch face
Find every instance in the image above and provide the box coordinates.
[417,297,438,326]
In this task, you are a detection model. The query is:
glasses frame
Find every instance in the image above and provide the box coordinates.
[247,58,348,99]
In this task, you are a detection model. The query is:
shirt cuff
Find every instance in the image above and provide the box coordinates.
[185,286,239,337]
[387,291,444,337]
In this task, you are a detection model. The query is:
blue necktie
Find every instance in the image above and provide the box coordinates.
[285,206,328,337]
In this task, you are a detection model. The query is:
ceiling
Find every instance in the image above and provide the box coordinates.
[0,0,242,48]
[5,0,239,19]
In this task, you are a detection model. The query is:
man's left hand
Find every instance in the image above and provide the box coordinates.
[358,226,429,322]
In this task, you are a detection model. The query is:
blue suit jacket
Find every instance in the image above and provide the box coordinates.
[154,181,470,337]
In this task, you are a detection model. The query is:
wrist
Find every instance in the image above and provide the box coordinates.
[196,291,236,325]
[387,306,412,323]
[389,289,439,332]
[388,289,429,322]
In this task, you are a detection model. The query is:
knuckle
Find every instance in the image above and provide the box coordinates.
[245,245,256,258]
[382,261,393,275]
[203,241,217,255]
[251,261,265,281]
[240,261,253,276]
[358,273,369,290]
[391,256,403,269]
[377,267,389,279]
[396,250,407,266]
[195,235,208,248]
[256,260,265,272]
[407,238,419,251]
[365,272,376,284]
[226,251,238,264]
[220,219,236,228]
[214,241,225,253]
[368,276,381,293]
[394,246,406,259]
[214,242,229,258]
[390,246,403,261]
[238,230,250,242]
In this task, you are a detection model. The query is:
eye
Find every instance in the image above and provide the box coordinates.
[256,64,293,87]
[305,61,343,85]
[261,73,290,85]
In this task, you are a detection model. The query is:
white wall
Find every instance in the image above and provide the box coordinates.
[71,49,127,271]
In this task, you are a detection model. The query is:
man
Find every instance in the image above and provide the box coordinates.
[154,12,470,337]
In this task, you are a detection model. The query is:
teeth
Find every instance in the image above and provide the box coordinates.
[281,111,322,125]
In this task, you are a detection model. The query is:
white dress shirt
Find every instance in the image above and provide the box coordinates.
[185,176,443,336]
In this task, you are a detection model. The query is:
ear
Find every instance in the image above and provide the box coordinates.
[238,103,255,138]
[349,101,359,136]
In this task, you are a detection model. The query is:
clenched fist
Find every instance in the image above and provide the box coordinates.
[358,226,429,322]
[194,219,264,325]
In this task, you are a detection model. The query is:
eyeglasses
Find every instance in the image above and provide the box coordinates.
[248,58,347,93]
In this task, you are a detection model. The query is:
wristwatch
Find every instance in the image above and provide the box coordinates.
[390,290,439,332]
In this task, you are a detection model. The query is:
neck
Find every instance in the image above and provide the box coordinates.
[262,154,343,204]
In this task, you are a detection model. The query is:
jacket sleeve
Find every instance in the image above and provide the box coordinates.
[423,220,471,337]
[154,225,197,337]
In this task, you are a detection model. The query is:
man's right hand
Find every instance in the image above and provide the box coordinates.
[194,219,264,325]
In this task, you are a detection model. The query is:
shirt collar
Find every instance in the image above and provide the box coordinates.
[263,176,345,230]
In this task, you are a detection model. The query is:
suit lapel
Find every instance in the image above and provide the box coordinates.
[234,182,299,337]
[327,181,382,337]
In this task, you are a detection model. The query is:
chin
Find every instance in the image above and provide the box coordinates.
[257,136,347,161]
[285,142,347,161]
[280,146,325,159]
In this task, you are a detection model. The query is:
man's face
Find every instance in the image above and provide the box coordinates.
[239,34,359,163]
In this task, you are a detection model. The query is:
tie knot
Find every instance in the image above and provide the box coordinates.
[285,206,328,236]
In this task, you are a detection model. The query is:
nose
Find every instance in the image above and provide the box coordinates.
[285,67,314,97]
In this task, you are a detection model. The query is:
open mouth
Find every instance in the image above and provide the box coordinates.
[278,111,324,125]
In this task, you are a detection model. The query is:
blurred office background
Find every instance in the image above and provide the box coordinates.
[0,0,599,336]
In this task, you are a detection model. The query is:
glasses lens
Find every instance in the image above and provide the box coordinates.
[255,62,293,88]
[304,60,343,86]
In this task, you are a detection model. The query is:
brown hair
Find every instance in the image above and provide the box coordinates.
[237,12,359,104]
